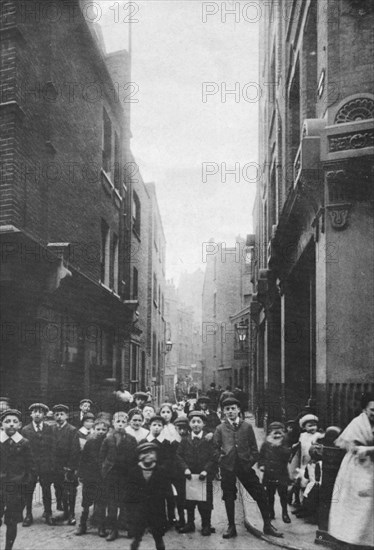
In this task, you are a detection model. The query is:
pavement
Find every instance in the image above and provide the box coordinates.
[0,416,322,550]
[0,482,272,550]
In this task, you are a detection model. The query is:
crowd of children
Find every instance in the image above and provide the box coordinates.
[0,392,339,550]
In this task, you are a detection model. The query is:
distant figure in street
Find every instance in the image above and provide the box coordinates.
[0,397,10,415]
[0,409,35,550]
[328,393,374,548]
[52,404,80,526]
[233,386,248,415]
[72,399,93,427]
[206,383,220,412]
[142,404,156,430]
[213,397,283,539]
[113,383,133,413]
[21,403,56,527]
[132,392,149,410]
[195,395,221,436]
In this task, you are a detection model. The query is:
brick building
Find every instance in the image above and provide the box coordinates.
[0,1,167,411]
[252,0,374,428]
[201,237,250,391]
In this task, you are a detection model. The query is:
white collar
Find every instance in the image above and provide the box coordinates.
[79,426,89,435]
[0,431,23,443]
[191,431,203,439]
[32,421,43,431]
[228,418,240,427]
[146,433,164,442]
[57,421,67,429]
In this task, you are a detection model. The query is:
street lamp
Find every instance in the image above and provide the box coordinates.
[165,339,173,353]
[236,321,248,342]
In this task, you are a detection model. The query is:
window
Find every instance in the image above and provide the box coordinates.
[132,191,141,235]
[100,219,110,286]
[111,233,119,293]
[152,333,157,377]
[114,131,120,189]
[102,108,112,176]
[289,60,300,168]
[132,267,138,300]
[130,343,139,393]
[153,273,157,304]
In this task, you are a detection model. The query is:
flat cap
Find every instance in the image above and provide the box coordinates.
[221,397,240,408]
[53,404,69,413]
[80,399,93,406]
[188,410,206,420]
[133,392,149,400]
[137,441,158,455]
[174,415,189,426]
[197,395,210,404]
[29,403,49,413]
[0,408,22,422]
[299,414,318,428]
[267,421,285,433]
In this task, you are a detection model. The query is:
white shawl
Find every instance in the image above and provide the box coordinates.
[328,412,374,547]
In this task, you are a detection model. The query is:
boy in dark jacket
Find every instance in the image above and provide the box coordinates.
[0,409,35,550]
[176,410,217,536]
[213,397,282,539]
[21,403,56,526]
[99,411,137,542]
[258,422,291,523]
[125,442,170,550]
[52,404,80,525]
[76,418,110,537]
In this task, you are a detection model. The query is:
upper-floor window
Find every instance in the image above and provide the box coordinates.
[132,191,141,236]
[114,131,120,189]
[111,233,119,293]
[132,267,138,300]
[100,219,110,286]
[102,108,112,177]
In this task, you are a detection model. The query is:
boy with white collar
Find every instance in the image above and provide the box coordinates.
[0,409,35,550]
[176,410,216,536]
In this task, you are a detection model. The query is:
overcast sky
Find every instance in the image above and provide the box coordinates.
[98,0,259,283]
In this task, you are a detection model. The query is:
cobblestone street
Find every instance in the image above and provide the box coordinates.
[0,481,273,550]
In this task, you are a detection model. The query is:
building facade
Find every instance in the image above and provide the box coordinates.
[0,0,167,411]
[252,0,374,428]
[201,237,250,391]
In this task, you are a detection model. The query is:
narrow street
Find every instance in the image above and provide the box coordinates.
[0,482,273,550]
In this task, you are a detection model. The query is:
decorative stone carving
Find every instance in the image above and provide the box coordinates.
[334,97,374,124]
[328,129,374,152]
[326,203,352,230]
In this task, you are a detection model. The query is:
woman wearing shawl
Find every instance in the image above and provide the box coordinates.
[328,393,374,548]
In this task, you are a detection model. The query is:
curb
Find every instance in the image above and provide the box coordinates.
[239,484,311,550]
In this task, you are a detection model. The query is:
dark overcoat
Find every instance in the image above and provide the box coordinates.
[21,422,56,476]
[52,422,80,472]
[124,464,169,537]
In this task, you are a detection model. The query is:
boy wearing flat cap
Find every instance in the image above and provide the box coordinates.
[21,403,56,526]
[0,409,35,550]
[176,410,217,536]
[52,404,80,525]
[77,412,95,450]
[132,392,149,410]
[125,442,170,550]
[213,397,283,539]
